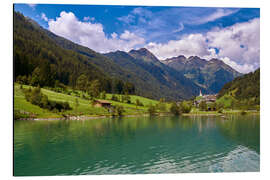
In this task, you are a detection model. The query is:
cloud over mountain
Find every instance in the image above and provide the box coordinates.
[46,9,259,73]
[146,18,259,73]
[48,11,145,53]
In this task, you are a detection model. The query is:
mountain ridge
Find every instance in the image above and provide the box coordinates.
[162,54,242,93]
[14,11,203,100]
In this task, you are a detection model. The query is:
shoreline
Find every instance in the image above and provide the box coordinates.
[15,111,260,121]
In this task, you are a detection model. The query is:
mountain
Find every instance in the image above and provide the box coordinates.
[14,11,146,95]
[163,55,242,93]
[14,11,201,100]
[104,49,203,100]
[218,68,260,104]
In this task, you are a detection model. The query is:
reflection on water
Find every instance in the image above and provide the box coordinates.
[14,115,260,176]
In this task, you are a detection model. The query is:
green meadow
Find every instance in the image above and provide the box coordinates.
[14,83,163,119]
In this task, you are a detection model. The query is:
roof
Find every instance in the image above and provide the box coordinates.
[94,100,111,104]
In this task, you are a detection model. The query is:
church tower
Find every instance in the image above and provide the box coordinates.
[199,90,202,96]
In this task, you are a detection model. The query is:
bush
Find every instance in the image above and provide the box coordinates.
[136,99,144,107]
[100,91,106,99]
[24,86,72,112]
[170,102,181,115]
[122,94,131,103]
[111,105,125,116]
[241,111,247,115]
[156,101,166,112]
[218,108,223,113]
[115,105,124,116]
[180,101,192,113]
[148,104,157,116]
[111,94,119,101]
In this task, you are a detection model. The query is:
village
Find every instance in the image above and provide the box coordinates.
[193,90,218,111]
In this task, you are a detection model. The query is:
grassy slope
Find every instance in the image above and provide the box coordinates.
[14,83,161,118]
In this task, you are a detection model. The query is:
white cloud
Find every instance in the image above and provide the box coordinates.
[146,33,210,60]
[132,7,153,18]
[28,4,36,10]
[173,22,184,33]
[207,18,260,68]
[146,18,260,73]
[117,14,135,24]
[194,9,239,25]
[47,11,259,73]
[48,11,145,53]
[41,13,48,22]
[83,16,95,22]
[220,57,255,73]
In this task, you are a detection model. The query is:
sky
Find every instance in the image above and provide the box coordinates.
[14,4,260,73]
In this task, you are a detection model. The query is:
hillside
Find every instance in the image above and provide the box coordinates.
[163,55,242,93]
[14,12,122,92]
[14,83,163,119]
[104,49,202,100]
[14,11,202,100]
[218,68,260,104]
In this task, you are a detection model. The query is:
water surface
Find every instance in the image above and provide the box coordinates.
[14,115,260,176]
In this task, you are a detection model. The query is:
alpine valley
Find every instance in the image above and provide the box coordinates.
[14,11,243,101]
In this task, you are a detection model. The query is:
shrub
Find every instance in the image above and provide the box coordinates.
[241,111,247,115]
[156,101,166,112]
[148,104,157,116]
[115,105,124,116]
[180,101,192,113]
[100,91,106,99]
[24,86,72,112]
[111,94,119,101]
[136,99,144,107]
[218,108,223,113]
[111,105,125,117]
[170,102,181,115]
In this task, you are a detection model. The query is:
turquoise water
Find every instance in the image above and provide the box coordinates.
[14,115,260,176]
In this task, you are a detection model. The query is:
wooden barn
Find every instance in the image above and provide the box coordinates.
[93,100,112,108]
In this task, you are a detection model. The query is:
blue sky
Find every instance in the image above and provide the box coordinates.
[14,4,260,73]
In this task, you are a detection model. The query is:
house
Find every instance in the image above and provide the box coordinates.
[203,95,217,104]
[194,94,217,107]
[93,100,112,108]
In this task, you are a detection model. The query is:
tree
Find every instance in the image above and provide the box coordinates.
[148,104,156,116]
[30,62,55,87]
[41,95,49,109]
[199,101,207,111]
[156,100,166,112]
[75,98,79,113]
[123,82,135,94]
[111,94,118,101]
[76,74,88,92]
[30,67,41,86]
[170,102,181,115]
[135,99,143,108]
[88,79,101,98]
[216,102,224,111]
[112,79,124,94]
[180,101,192,113]
[115,105,124,116]
[100,91,106,99]
[209,102,217,111]
[123,93,131,103]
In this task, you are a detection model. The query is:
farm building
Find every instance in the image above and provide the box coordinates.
[93,100,112,108]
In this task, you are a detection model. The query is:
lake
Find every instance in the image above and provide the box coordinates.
[14,114,260,176]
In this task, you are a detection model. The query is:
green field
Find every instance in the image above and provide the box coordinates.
[14,83,162,119]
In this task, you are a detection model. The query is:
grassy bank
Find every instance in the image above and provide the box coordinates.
[14,83,259,120]
[14,83,161,119]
